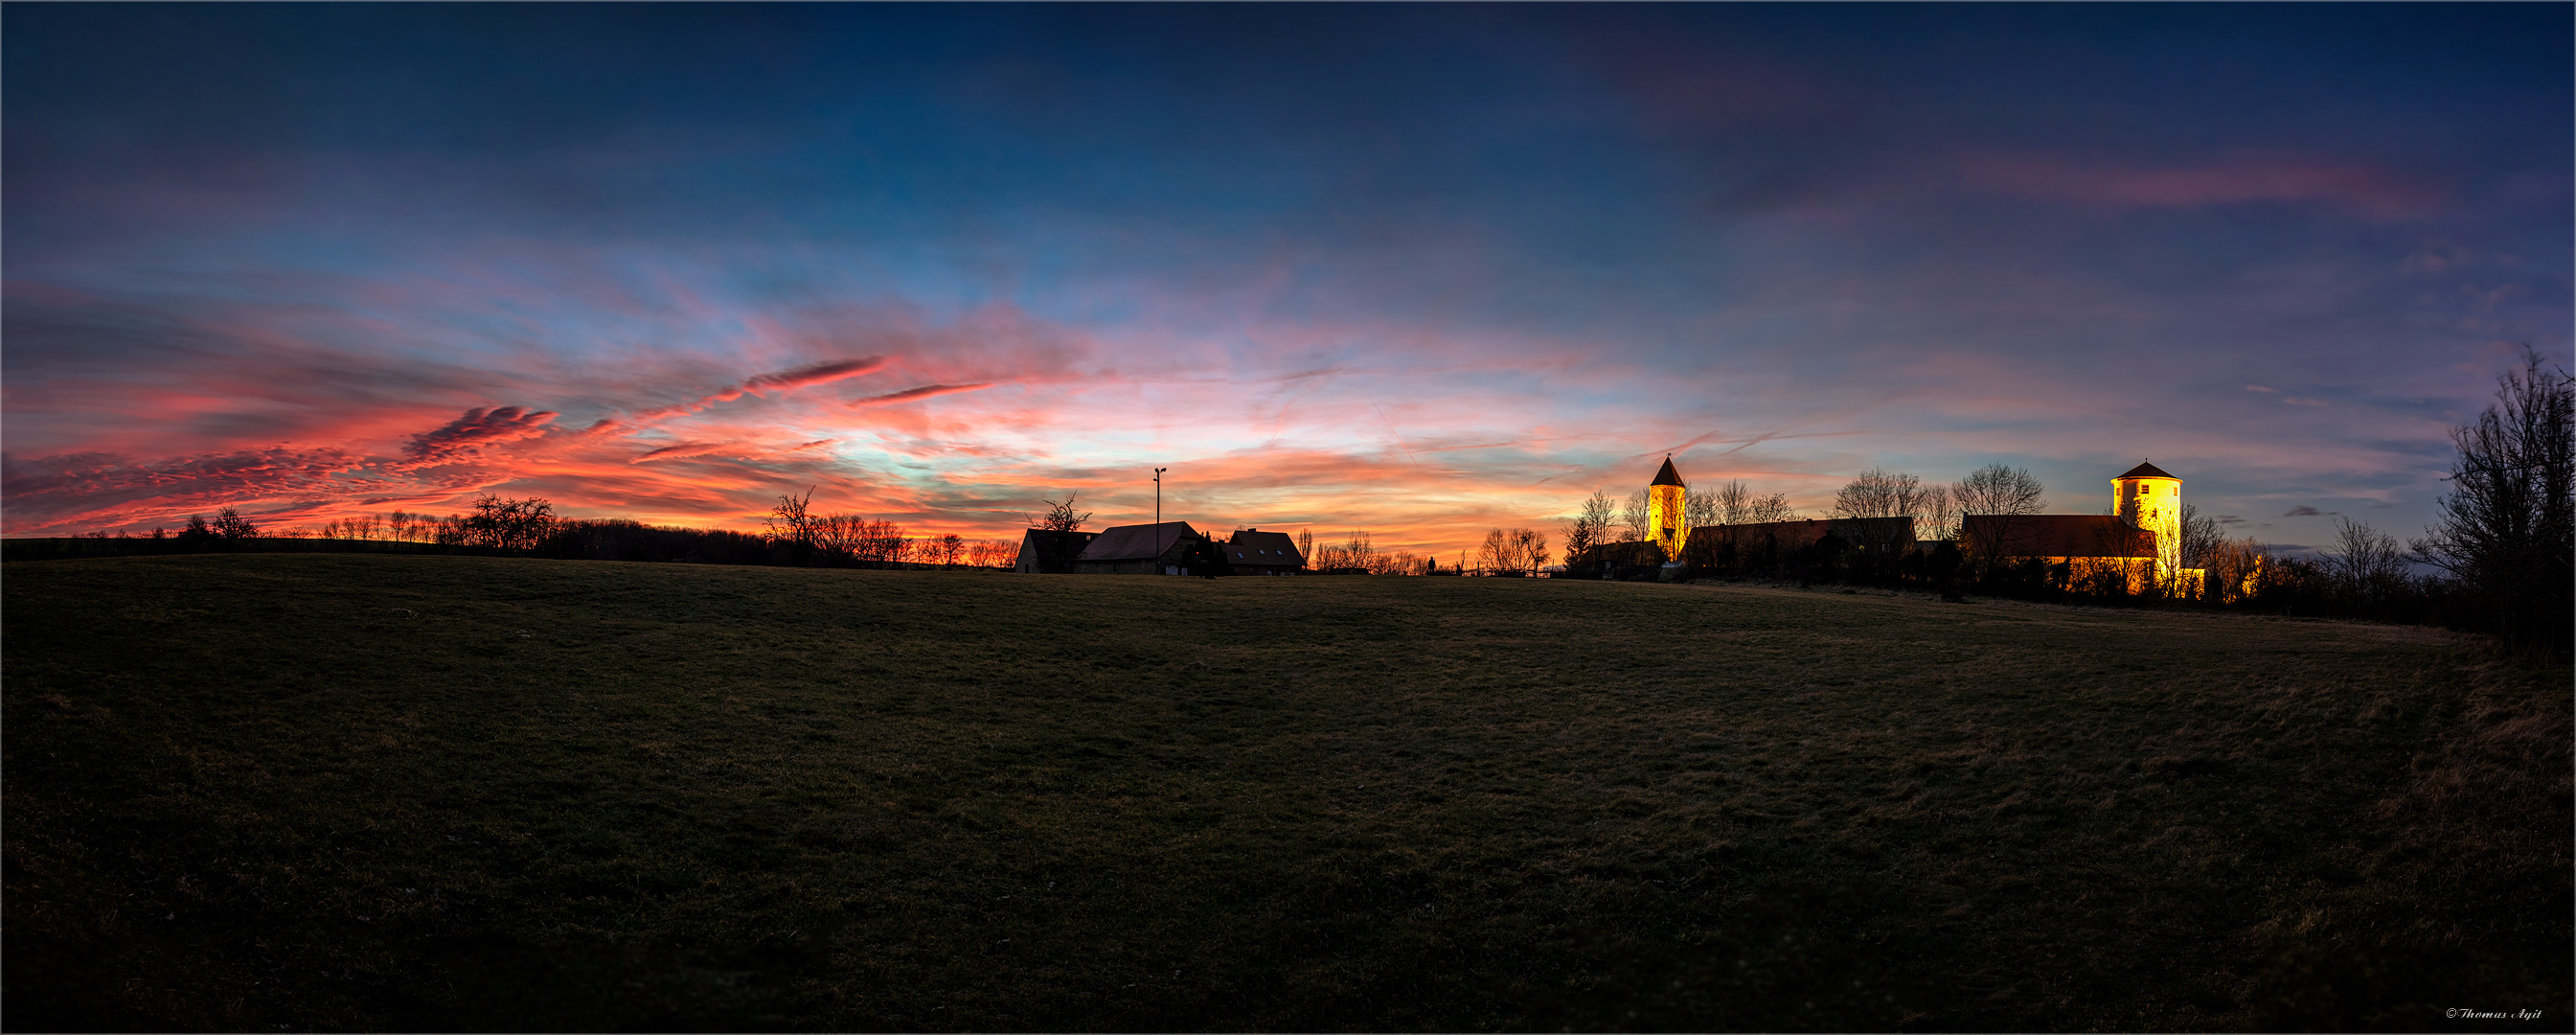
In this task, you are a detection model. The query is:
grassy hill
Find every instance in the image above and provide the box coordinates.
[4,555,2565,1031]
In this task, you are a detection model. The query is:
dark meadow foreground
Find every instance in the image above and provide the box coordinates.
[4,555,2565,1031]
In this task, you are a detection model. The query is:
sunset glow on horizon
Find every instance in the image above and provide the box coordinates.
[7,5,2567,560]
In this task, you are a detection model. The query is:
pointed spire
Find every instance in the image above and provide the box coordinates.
[1652,455,1685,487]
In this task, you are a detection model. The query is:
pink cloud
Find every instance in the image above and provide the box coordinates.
[740,356,890,396]
[404,405,559,463]
[588,356,900,436]
[849,382,994,407]
[630,441,740,463]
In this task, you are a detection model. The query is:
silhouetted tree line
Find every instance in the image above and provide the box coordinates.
[13,492,1016,571]
[1311,530,1448,575]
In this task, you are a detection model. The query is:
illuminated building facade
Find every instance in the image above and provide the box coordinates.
[1649,455,1688,561]
[1953,459,2207,596]
[1614,456,2208,596]
[2111,460,2182,579]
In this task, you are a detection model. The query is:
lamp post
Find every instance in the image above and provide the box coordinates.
[1153,467,1168,574]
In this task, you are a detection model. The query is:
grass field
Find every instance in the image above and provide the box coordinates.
[4,555,2565,1032]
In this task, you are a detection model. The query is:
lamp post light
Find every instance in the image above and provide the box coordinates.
[1153,467,1168,574]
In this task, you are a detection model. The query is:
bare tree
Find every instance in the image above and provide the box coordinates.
[2202,536,2271,605]
[1364,546,1423,576]
[212,507,260,540]
[1477,527,1550,576]
[322,515,384,542]
[1023,493,1093,573]
[2413,347,2575,654]
[465,495,555,551]
[1711,479,1751,524]
[1953,463,2045,574]
[1516,527,1551,574]
[1833,468,1935,554]
[1317,531,1378,573]
[767,488,820,560]
[1038,494,1091,534]
[1620,489,1651,542]
[2326,517,2410,611]
[965,538,1014,568]
[854,519,910,567]
[1683,486,1718,531]
[1475,528,1509,575]
[1563,490,1614,568]
[1832,468,1931,520]
[1744,492,1797,524]
[2177,501,2222,571]
[1919,485,1958,544]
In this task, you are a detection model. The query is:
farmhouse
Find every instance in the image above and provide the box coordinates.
[1071,521,1206,575]
[1221,529,1306,576]
[1013,528,1099,574]
[1959,514,2157,592]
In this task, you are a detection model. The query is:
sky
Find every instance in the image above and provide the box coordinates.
[6,3,2568,559]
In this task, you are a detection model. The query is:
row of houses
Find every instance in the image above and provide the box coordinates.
[1014,522,1307,576]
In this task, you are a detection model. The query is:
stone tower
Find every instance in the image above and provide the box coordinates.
[1649,455,1689,561]
[2112,459,2181,579]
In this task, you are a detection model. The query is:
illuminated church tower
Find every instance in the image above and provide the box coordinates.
[1649,455,1689,561]
[2112,459,2181,579]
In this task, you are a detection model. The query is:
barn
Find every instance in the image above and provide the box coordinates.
[1071,521,1205,575]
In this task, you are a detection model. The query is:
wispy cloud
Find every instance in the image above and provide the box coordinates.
[850,382,993,407]
[404,405,559,464]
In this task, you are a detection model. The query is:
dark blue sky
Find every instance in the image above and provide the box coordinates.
[6,3,2567,552]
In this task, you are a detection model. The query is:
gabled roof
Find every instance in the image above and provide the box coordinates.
[1651,456,1685,487]
[1960,514,2155,558]
[1075,521,1200,563]
[1225,529,1304,567]
[2115,459,2177,480]
[1691,518,1835,548]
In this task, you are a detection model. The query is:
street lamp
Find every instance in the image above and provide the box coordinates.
[1153,467,1168,574]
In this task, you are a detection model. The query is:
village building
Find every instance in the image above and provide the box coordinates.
[1954,460,2204,593]
[1221,529,1306,576]
[1692,517,1918,563]
[1013,528,1099,574]
[1648,456,1689,559]
[1958,514,2157,591]
[1071,521,1207,575]
[1016,521,1311,576]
